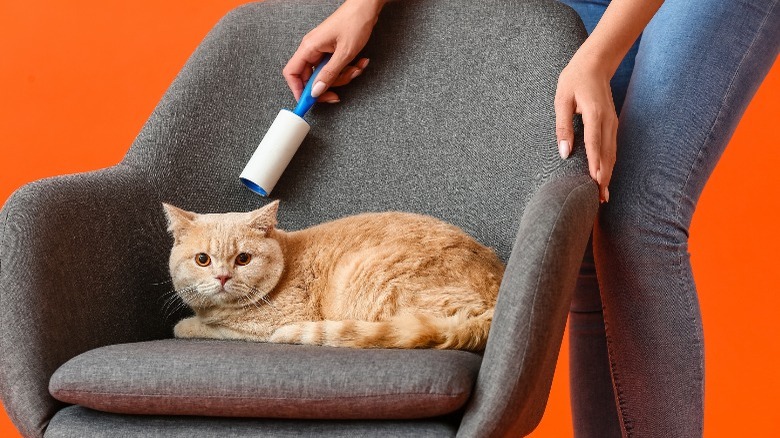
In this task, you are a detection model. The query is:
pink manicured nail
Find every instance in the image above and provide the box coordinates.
[605,187,610,203]
[311,81,327,97]
[351,69,362,79]
[558,140,570,159]
[325,99,340,104]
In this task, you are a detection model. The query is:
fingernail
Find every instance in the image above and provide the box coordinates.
[311,81,327,98]
[361,58,370,68]
[325,99,340,104]
[350,69,362,79]
[558,140,570,159]
[605,187,610,203]
[596,169,602,183]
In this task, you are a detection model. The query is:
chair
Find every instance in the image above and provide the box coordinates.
[0,0,596,436]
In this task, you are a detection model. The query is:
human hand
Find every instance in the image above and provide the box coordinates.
[555,51,618,203]
[283,0,386,104]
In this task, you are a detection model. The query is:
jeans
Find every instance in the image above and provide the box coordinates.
[557,0,780,436]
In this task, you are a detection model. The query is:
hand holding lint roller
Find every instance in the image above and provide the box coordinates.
[240,55,332,197]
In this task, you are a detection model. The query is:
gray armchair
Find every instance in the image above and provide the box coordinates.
[0,0,597,436]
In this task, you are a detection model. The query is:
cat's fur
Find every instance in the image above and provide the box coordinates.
[164,201,504,351]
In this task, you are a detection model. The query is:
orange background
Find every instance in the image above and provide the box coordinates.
[1,1,778,436]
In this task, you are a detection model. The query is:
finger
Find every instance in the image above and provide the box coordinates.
[310,47,356,98]
[283,54,314,101]
[596,116,613,202]
[355,57,370,70]
[554,92,575,159]
[317,91,341,103]
[581,106,602,183]
[283,40,328,101]
[330,57,371,87]
[301,63,314,84]
[600,115,618,203]
[330,66,362,87]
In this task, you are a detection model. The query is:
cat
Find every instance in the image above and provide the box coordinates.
[163,200,505,351]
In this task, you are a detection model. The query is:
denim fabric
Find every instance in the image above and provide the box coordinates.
[559,0,780,436]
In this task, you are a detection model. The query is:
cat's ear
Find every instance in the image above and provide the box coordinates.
[162,203,197,239]
[249,200,279,233]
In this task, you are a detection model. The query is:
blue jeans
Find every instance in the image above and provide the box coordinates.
[558,0,780,436]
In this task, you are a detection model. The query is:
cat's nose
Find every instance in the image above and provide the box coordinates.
[216,275,232,287]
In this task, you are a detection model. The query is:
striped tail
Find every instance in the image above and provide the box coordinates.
[268,309,494,352]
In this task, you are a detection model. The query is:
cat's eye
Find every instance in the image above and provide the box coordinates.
[195,253,211,267]
[235,253,252,266]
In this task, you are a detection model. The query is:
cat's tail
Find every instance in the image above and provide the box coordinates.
[269,309,494,352]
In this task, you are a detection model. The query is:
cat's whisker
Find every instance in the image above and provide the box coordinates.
[151,278,174,286]
[235,285,264,313]
[161,288,189,315]
[260,295,282,315]
[239,293,261,312]
[157,289,181,307]
[246,285,281,315]
[166,284,209,314]
[161,294,179,316]
[164,300,188,322]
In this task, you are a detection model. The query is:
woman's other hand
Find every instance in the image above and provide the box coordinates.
[554,0,665,204]
[283,0,387,104]
[555,51,617,204]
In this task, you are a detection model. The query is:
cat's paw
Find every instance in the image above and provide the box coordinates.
[269,324,306,344]
[174,317,209,338]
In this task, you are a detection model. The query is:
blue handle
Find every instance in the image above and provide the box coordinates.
[293,54,332,118]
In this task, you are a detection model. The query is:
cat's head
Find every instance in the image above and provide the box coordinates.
[163,201,284,311]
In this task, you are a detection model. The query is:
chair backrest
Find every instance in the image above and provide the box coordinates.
[123,0,588,262]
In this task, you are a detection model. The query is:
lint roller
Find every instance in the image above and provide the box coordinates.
[240,55,331,196]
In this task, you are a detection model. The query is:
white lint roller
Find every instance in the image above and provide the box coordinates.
[240,55,330,196]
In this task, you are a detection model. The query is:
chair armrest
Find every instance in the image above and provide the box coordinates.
[0,165,171,437]
[459,174,599,437]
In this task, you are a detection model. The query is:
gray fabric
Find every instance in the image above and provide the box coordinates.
[458,174,598,437]
[0,0,591,436]
[124,0,590,262]
[0,167,173,438]
[49,339,481,419]
[45,406,458,438]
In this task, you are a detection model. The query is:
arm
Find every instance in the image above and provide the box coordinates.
[555,0,665,203]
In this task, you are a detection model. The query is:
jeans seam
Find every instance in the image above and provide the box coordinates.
[600,286,631,437]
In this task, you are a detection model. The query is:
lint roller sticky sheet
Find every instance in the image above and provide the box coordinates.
[240,55,331,196]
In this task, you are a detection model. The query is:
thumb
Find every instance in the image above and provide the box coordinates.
[310,48,354,98]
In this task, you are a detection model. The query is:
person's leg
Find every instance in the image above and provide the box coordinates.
[569,237,623,437]
[559,1,637,436]
[596,0,779,436]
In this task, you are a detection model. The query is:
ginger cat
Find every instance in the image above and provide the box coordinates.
[164,201,504,351]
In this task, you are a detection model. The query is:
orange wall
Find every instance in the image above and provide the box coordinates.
[1,1,778,436]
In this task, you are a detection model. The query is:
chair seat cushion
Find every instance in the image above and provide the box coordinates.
[49,339,482,420]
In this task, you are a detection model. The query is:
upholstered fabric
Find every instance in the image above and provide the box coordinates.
[45,406,459,438]
[0,0,592,436]
[49,339,481,419]
[459,174,598,436]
